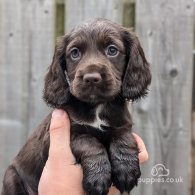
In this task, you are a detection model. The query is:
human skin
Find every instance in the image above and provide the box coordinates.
[38,109,149,195]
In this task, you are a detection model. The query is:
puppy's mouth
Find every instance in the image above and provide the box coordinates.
[70,86,118,103]
[70,80,121,104]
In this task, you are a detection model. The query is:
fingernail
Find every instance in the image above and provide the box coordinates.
[52,109,65,118]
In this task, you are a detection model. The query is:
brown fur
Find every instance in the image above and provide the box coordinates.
[2,19,151,195]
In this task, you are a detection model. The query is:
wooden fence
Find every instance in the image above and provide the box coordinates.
[0,0,194,195]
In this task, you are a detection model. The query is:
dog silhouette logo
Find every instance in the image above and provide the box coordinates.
[151,164,170,177]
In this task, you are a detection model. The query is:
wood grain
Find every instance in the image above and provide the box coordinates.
[192,5,195,194]
[26,0,54,133]
[132,1,194,195]
[65,0,123,32]
[0,0,29,184]
[0,0,54,188]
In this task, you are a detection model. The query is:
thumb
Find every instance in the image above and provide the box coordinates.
[48,109,75,164]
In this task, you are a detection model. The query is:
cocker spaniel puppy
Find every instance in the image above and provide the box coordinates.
[2,19,151,195]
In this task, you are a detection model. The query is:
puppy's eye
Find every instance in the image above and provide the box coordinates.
[106,45,118,57]
[70,47,81,60]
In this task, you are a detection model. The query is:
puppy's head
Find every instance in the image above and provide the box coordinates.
[43,19,151,107]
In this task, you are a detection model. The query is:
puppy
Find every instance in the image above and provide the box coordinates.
[2,19,151,195]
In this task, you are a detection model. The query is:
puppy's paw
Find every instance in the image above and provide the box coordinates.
[82,158,112,195]
[111,155,141,193]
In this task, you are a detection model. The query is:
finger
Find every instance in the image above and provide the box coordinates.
[132,132,149,164]
[108,186,119,195]
[49,109,75,164]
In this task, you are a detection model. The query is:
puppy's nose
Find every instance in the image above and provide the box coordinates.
[83,72,102,84]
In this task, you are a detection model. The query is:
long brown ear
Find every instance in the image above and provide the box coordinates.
[122,30,151,101]
[43,36,70,108]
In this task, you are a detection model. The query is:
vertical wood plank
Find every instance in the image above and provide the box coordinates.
[132,1,194,195]
[27,0,55,133]
[65,0,123,32]
[0,0,28,184]
[192,4,195,194]
[0,0,55,187]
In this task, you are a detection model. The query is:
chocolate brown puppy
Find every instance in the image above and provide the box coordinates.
[2,19,151,195]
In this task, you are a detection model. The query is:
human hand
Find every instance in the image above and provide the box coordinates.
[38,109,148,195]
[132,132,149,164]
[38,109,85,195]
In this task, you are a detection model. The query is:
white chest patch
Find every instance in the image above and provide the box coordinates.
[87,105,108,131]
[73,104,109,131]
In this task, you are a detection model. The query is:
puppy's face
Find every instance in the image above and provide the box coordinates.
[43,19,151,107]
[66,23,126,103]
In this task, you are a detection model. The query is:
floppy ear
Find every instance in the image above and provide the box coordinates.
[122,30,151,101]
[43,36,70,108]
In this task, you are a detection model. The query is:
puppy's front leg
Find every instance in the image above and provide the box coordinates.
[109,131,141,193]
[71,133,112,195]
